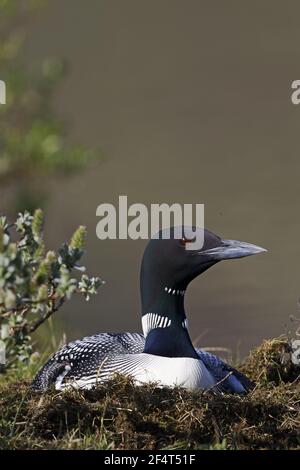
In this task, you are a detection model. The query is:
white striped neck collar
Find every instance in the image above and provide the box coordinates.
[142,312,188,337]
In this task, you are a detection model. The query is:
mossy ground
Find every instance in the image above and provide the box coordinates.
[0,337,299,450]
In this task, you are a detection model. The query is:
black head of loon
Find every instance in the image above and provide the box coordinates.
[140,226,266,358]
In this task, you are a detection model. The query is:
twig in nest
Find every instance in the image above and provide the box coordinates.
[203,371,233,394]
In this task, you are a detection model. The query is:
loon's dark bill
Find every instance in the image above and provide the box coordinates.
[199,239,267,260]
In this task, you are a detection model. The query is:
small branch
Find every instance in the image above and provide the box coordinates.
[203,371,233,394]
[27,297,65,334]
[0,298,50,316]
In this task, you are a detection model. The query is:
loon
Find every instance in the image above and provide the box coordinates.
[32,226,266,393]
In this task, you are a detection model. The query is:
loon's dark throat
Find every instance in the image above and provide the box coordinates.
[141,284,198,358]
[142,298,198,359]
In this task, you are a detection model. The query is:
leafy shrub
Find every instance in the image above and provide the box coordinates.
[0,209,104,371]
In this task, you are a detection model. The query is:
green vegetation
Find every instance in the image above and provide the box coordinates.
[0,337,299,450]
[0,210,104,372]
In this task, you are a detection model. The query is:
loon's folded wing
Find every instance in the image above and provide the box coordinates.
[196,349,254,394]
[31,332,145,392]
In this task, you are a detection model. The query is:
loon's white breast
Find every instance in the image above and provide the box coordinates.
[123,354,216,389]
[55,353,215,391]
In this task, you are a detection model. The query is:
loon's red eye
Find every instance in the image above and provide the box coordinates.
[179,236,194,246]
